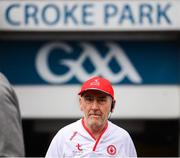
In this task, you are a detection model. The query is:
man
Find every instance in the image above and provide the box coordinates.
[45,76,137,157]
[0,73,25,156]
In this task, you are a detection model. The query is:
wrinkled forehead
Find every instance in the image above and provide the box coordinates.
[81,89,111,98]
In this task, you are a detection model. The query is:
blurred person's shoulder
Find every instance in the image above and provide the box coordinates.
[0,72,9,84]
[0,73,11,93]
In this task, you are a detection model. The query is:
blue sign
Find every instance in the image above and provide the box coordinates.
[0,41,179,85]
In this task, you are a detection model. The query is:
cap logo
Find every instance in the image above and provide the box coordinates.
[90,79,100,86]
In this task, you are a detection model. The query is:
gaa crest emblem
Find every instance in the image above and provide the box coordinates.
[107,145,116,155]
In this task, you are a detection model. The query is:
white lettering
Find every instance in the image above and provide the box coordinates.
[35,42,74,83]
[36,42,142,84]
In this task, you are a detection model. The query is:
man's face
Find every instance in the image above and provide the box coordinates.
[79,90,112,131]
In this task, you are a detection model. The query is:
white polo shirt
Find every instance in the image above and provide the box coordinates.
[45,118,137,157]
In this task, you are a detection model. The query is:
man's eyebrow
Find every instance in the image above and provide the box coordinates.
[98,95,107,98]
[83,94,92,97]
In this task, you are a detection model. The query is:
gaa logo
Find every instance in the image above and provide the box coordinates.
[35,42,142,84]
[107,145,116,155]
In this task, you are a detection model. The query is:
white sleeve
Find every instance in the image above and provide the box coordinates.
[126,134,137,157]
[45,131,64,158]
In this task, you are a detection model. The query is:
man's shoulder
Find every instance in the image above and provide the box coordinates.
[56,119,82,136]
[108,120,131,138]
[63,119,81,130]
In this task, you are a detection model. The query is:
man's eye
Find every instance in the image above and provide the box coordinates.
[85,96,93,101]
[98,98,106,102]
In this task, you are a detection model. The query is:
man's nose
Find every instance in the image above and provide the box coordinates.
[91,100,99,109]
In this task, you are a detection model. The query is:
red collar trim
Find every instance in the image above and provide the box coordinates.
[81,117,108,151]
[82,117,96,140]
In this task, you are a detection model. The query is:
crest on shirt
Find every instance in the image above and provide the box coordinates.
[107,145,116,155]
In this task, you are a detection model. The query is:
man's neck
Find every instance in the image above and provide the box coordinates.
[89,125,104,140]
[84,119,108,140]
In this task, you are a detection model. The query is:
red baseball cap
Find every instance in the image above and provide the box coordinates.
[78,76,114,100]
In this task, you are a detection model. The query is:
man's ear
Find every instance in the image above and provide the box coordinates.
[111,100,116,113]
[79,97,83,111]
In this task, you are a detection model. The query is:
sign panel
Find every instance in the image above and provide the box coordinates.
[0,41,179,85]
[0,0,180,31]
[0,41,179,118]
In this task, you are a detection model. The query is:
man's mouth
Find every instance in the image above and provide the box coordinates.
[89,113,101,117]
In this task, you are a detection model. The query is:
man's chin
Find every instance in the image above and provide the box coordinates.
[88,119,101,127]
